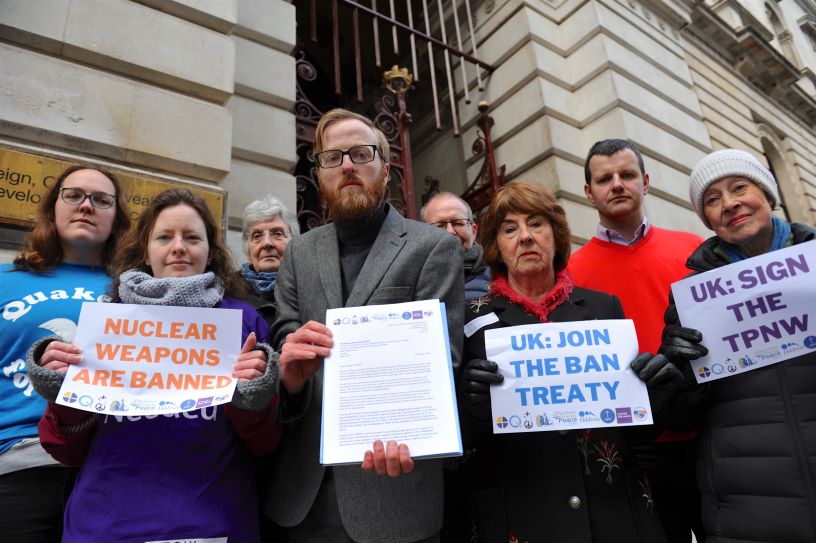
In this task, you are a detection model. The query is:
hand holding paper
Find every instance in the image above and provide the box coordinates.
[670,241,816,382]
[40,341,82,373]
[462,358,503,420]
[279,320,333,394]
[630,352,688,413]
[362,439,415,477]
[54,303,242,416]
[630,353,684,386]
[485,320,653,433]
[320,300,461,465]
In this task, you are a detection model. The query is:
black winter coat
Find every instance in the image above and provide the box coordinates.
[460,287,667,543]
[665,222,816,543]
[245,289,276,331]
[234,271,277,337]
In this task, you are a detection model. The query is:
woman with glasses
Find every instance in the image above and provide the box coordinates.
[239,195,300,327]
[0,165,130,542]
[25,188,281,543]
[239,195,300,543]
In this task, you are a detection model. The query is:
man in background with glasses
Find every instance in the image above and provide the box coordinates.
[421,192,490,299]
[263,108,463,543]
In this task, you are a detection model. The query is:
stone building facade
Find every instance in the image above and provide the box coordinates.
[0,0,296,262]
[1,0,814,264]
[430,0,816,244]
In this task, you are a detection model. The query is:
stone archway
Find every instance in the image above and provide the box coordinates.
[756,123,812,224]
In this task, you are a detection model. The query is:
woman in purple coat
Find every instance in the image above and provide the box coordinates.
[27,189,282,543]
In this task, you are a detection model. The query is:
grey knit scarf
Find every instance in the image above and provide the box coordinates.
[117,269,276,411]
[119,270,224,307]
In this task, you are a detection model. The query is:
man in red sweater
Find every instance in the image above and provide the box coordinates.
[568,139,705,543]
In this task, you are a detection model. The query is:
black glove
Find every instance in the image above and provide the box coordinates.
[661,305,708,362]
[660,326,708,361]
[631,352,688,414]
[461,358,503,421]
[631,353,684,386]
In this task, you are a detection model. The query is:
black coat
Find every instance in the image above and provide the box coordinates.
[665,223,816,543]
[245,289,276,331]
[234,271,277,336]
[460,287,667,543]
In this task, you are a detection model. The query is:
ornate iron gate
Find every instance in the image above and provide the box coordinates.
[292,1,501,231]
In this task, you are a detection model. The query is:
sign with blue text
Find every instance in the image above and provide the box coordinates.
[486,320,651,433]
[672,240,816,383]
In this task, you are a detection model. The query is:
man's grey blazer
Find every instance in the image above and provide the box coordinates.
[264,205,464,543]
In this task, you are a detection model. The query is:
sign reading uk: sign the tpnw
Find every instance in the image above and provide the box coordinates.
[672,240,816,383]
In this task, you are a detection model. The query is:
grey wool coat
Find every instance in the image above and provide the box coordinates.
[263,205,464,543]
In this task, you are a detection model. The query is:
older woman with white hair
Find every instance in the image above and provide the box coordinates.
[239,195,299,326]
[661,149,816,543]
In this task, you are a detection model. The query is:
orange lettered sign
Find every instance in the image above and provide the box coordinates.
[58,303,244,416]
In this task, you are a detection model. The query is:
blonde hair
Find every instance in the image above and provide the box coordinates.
[313,108,390,164]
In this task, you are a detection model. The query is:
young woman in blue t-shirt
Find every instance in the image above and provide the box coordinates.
[0,164,131,541]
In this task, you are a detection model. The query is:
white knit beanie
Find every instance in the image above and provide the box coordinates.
[689,149,779,227]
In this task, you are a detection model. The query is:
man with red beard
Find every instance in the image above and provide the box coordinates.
[263,108,464,543]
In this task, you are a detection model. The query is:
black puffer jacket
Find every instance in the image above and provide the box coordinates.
[665,222,816,543]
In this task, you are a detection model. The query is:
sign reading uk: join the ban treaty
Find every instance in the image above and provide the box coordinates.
[56,303,241,416]
[672,240,816,383]
[486,319,652,433]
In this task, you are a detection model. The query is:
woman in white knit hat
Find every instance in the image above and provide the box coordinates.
[661,148,816,543]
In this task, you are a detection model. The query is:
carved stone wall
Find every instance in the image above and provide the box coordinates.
[415,0,815,247]
[0,0,298,263]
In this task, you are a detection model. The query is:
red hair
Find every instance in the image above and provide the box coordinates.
[480,182,572,278]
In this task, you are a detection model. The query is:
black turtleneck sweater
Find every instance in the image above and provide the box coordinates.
[334,202,388,303]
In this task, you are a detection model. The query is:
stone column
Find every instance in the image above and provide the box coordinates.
[458,0,712,241]
[223,0,298,258]
[0,0,299,261]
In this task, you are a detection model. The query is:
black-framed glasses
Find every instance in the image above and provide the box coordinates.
[314,145,380,168]
[431,219,471,231]
[59,187,116,209]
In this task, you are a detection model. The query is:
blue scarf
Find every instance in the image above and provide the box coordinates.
[240,263,277,294]
[719,216,792,262]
